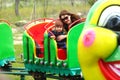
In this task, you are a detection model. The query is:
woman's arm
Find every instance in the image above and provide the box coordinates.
[57,35,67,41]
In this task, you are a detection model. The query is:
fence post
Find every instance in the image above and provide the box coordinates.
[20,75,25,80]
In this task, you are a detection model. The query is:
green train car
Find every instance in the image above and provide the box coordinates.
[23,18,84,80]
[0,21,15,69]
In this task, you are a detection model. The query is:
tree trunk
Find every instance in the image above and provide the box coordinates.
[43,0,48,17]
[70,0,74,6]
[15,0,20,16]
[0,0,2,10]
[31,0,36,20]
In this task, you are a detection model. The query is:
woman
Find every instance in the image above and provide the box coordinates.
[57,10,81,41]
[59,10,81,32]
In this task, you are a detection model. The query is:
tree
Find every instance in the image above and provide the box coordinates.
[15,0,20,16]
[0,0,2,10]
[31,0,36,20]
[70,0,74,6]
[43,0,48,17]
[87,0,97,6]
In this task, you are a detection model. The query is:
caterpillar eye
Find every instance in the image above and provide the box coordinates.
[98,6,120,31]
[97,6,120,45]
[105,15,120,31]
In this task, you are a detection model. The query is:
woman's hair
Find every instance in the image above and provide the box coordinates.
[59,10,71,18]
[59,10,81,32]
[59,10,80,23]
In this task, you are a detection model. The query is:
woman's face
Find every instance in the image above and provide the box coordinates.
[61,15,72,25]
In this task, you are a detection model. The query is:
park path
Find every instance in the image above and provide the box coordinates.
[12,27,24,45]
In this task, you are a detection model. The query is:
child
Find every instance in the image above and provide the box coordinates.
[48,20,66,49]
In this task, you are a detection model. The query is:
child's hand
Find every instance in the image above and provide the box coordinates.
[50,36,56,39]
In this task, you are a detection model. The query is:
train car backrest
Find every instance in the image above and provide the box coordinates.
[0,22,15,66]
[25,20,55,58]
[27,22,49,46]
[67,22,85,68]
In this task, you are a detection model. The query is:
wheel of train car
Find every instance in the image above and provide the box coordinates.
[59,75,83,80]
[0,63,12,71]
[29,71,46,80]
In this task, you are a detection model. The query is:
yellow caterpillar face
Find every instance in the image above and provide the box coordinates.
[78,0,120,80]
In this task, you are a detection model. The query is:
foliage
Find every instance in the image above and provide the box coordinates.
[0,0,90,24]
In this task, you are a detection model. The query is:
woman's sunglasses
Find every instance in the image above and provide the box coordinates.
[61,17,69,21]
[61,15,70,21]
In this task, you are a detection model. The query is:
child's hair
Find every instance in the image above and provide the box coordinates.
[55,19,63,28]
[54,19,67,34]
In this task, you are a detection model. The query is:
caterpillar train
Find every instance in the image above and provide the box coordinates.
[23,18,85,80]
[1,0,120,80]
[0,18,85,80]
